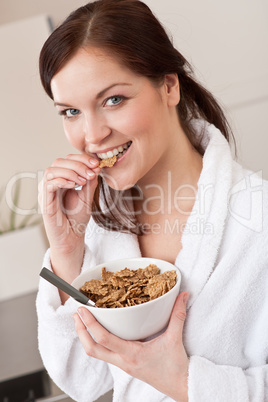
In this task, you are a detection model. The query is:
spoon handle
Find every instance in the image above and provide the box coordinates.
[40,267,95,307]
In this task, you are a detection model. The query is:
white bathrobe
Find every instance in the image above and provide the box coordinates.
[36,121,268,402]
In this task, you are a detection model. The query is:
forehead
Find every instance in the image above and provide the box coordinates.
[51,47,136,99]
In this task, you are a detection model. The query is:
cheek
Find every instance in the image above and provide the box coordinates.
[63,122,83,150]
[117,103,155,139]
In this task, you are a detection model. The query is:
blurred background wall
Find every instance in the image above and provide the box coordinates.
[1,0,267,172]
[0,0,267,298]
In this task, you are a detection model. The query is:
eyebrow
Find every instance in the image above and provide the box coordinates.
[54,82,132,107]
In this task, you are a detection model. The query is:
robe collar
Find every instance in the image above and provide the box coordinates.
[175,121,233,308]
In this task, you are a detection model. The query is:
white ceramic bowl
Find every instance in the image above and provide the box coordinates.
[72,257,181,340]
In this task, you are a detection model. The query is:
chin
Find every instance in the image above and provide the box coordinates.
[102,172,137,192]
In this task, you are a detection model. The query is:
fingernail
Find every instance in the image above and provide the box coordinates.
[89,159,98,167]
[78,176,87,182]
[87,170,95,177]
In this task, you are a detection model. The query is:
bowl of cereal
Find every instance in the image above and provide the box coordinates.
[71,257,181,340]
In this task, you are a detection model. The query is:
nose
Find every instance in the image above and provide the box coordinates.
[83,112,111,145]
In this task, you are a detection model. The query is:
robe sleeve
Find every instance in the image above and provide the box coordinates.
[36,247,114,402]
[188,355,268,402]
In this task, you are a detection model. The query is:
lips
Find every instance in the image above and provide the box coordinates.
[96,141,132,160]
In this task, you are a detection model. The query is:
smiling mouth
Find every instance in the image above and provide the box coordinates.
[96,141,132,160]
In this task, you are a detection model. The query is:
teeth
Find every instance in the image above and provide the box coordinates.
[97,142,131,159]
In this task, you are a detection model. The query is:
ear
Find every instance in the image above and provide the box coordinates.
[164,73,180,106]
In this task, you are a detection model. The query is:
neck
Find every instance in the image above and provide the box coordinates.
[135,125,203,219]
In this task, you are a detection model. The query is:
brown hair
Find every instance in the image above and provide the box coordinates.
[39,0,235,234]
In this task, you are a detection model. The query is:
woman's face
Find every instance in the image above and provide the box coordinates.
[51,47,180,190]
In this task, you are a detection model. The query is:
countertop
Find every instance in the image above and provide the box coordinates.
[0,291,43,382]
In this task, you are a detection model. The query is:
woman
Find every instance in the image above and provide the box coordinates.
[36,1,268,401]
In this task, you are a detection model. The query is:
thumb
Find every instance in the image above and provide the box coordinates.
[168,292,189,338]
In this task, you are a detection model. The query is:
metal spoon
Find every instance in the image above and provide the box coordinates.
[40,267,96,307]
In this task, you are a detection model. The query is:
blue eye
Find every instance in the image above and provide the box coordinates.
[66,109,80,117]
[59,108,80,118]
[105,96,123,106]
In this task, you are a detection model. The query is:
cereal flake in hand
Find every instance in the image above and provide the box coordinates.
[99,155,117,168]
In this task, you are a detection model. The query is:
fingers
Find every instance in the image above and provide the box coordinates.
[73,313,108,358]
[73,310,123,365]
[47,156,100,187]
[76,307,129,355]
[167,292,189,342]
[52,155,100,179]
[39,154,100,207]
[45,168,90,190]
[65,153,99,166]
[65,153,99,169]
